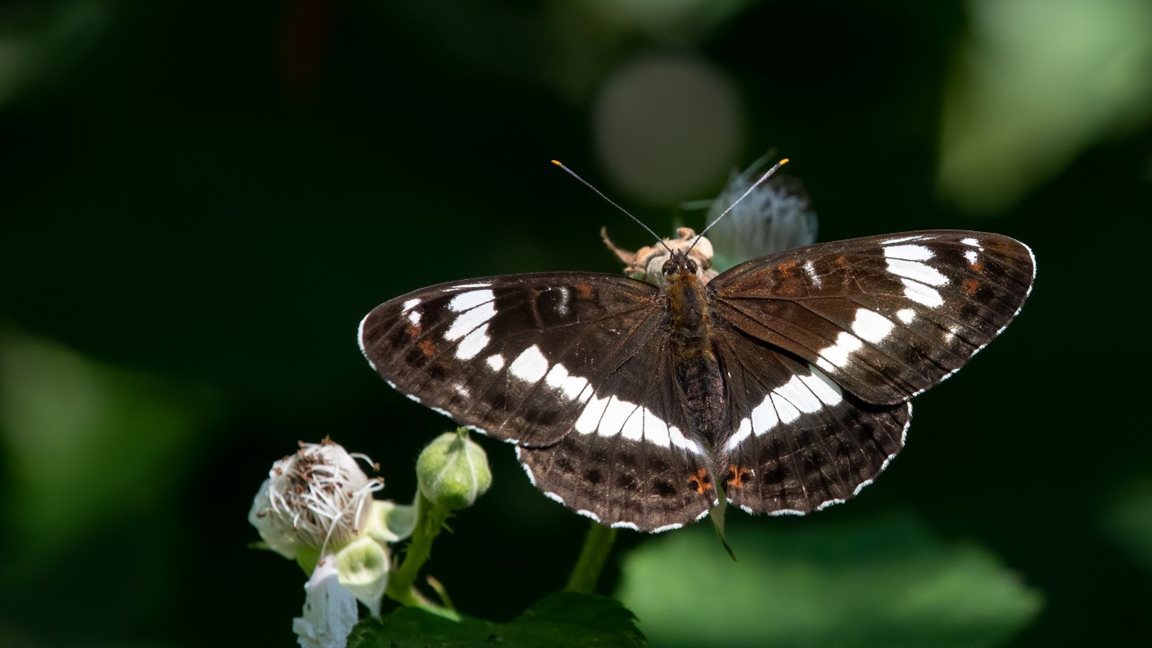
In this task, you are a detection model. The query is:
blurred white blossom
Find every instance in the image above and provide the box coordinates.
[705,157,818,272]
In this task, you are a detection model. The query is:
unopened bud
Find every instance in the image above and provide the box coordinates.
[416,429,491,510]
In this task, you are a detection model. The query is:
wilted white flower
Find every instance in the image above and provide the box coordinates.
[250,439,413,648]
[249,439,384,560]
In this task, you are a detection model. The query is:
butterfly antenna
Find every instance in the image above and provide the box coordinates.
[690,158,790,252]
[550,160,673,254]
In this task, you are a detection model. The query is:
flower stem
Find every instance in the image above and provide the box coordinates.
[565,522,617,594]
[385,493,459,620]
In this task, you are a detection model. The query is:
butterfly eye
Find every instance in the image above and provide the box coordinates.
[661,258,676,277]
[685,258,698,274]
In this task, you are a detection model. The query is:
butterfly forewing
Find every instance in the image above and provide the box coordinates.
[360,272,720,531]
[359,272,664,447]
[710,231,1035,405]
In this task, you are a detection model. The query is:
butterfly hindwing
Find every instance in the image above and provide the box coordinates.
[517,342,717,532]
[710,231,1035,405]
[713,329,910,514]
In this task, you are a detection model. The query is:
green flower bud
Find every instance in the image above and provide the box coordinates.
[416,429,491,510]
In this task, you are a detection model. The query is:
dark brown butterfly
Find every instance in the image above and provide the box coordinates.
[358,225,1034,532]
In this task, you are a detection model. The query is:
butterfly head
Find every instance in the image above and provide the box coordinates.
[661,251,701,282]
[603,226,717,287]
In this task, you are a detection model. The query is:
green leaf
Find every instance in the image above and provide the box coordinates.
[937,0,1152,213]
[1100,479,1152,572]
[0,333,213,570]
[618,514,1041,647]
[349,592,644,647]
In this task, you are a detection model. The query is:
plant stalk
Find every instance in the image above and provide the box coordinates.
[565,522,617,594]
[385,493,459,620]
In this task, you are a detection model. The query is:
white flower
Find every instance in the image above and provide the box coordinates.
[249,439,384,559]
[292,557,359,648]
[251,440,415,647]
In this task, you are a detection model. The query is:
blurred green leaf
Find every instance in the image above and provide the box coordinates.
[0,333,213,571]
[1101,479,1152,572]
[350,592,644,647]
[0,0,111,105]
[937,0,1152,213]
[618,514,1041,647]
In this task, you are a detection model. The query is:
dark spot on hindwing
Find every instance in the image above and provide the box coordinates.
[405,345,429,368]
[555,455,576,474]
[615,473,638,489]
[654,480,677,497]
[427,363,448,382]
[486,388,509,413]
[901,342,927,366]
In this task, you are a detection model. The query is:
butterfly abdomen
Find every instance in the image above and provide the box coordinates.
[666,265,726,448]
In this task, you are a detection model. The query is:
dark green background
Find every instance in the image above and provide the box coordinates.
[2,1,1149,645]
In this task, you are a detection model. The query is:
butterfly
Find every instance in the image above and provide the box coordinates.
[358,169,1035,533]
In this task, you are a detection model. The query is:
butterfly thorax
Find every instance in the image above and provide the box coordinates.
[662,252,725,447]
[663,252,712,353]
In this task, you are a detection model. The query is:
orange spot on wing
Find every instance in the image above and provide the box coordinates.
[725,465,752,489]
[688,468,714,494]
[576,283,594,299]
[964,278,980,297]
[419,338,436,357]
[405,323,421,338]
[777,260,799,277]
